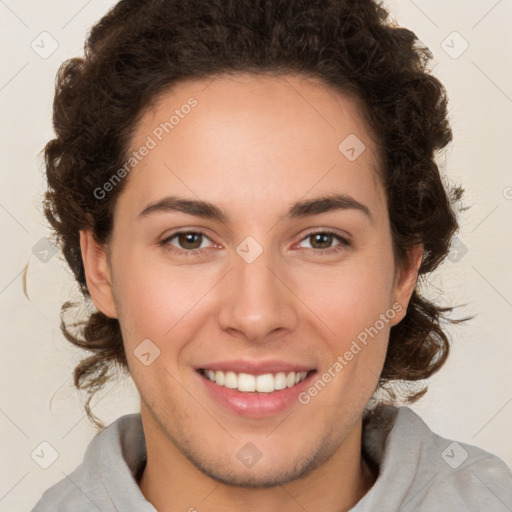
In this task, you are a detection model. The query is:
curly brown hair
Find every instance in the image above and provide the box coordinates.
[42,0,467,428]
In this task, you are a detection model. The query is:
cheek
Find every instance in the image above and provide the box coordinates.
[298,255,394,336]
[293,250,396,402]
[112,257,215,397]
[111,249,216,347]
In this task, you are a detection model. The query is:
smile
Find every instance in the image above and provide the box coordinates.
[199,369,310,393]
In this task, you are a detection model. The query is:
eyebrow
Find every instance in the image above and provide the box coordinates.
[138,193,372,224]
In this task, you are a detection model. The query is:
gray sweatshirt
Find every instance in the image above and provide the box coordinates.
[31,406,512,511]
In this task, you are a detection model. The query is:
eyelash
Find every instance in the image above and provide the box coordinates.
[160,229,351,256]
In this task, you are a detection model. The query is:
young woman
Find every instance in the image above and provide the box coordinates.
[33,0,512,510]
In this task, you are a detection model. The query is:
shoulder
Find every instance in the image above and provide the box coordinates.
[31,474,89,511]
[31,414,150,512]
[357,406,512,512]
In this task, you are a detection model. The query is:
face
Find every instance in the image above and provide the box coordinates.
[81,73,420,488]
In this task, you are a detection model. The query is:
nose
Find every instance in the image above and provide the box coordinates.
[216,247,299,343]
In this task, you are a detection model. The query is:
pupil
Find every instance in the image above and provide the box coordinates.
[312,233,331,249]
[180,232,201,249]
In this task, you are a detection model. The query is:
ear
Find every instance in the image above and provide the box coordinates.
[79,229,118,319]
[389,244,423,326]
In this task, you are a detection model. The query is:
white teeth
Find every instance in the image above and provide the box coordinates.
[238,373,256,392]
[224,371,237,389]
[202,369,310,393]
[256,373,274,393]
[274,372,287,390]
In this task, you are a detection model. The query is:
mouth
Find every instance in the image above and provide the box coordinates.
[196,366,318,418]
[197,368,314,394]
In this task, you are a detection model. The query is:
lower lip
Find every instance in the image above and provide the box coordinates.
[197,370,317,418]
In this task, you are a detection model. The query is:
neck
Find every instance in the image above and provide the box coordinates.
[138,408,376,512]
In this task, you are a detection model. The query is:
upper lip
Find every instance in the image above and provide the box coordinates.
[196,360,316,376]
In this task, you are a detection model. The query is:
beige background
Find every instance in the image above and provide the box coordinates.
[0,0,511,510]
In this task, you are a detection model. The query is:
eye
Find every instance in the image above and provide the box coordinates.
[160,229,350,257]
[297,230,350,253]
[161,231,215,253]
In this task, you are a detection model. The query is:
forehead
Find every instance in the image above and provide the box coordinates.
[116,73,386,226]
